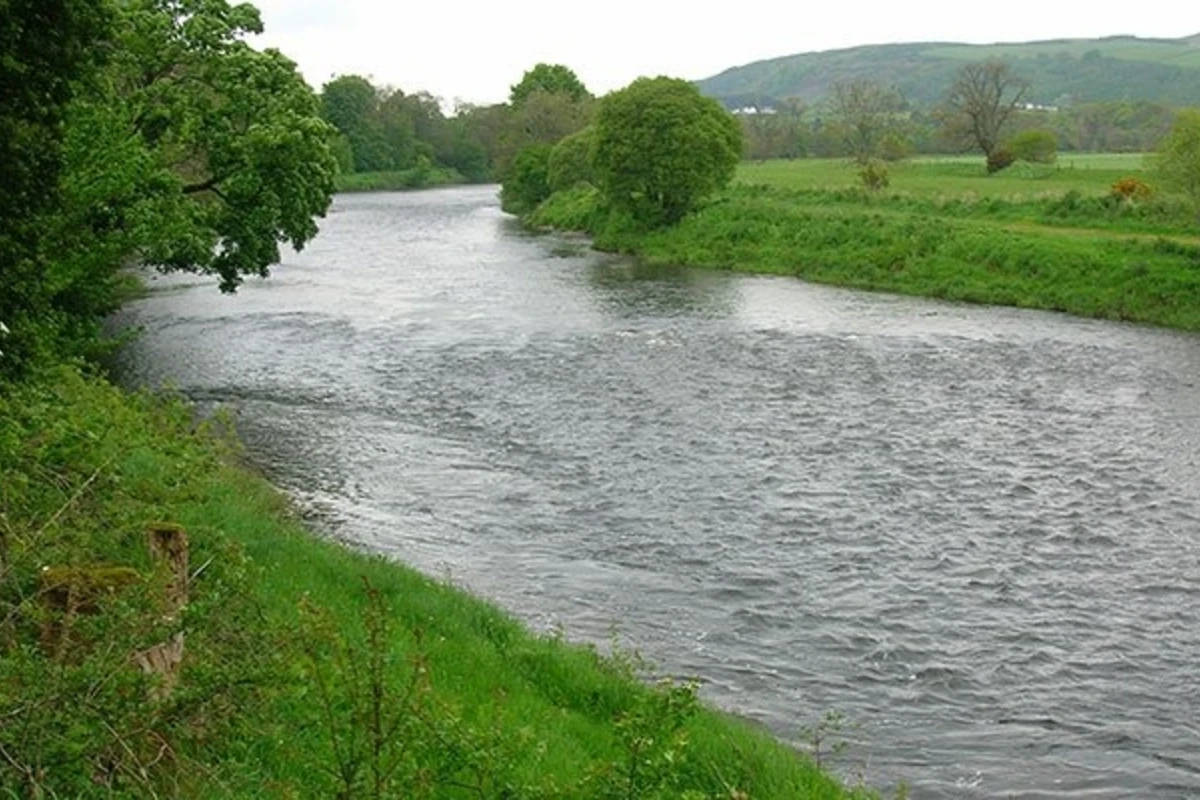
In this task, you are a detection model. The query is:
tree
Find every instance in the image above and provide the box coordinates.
[1153,109,1200,220]
[828,80,906,165]
[0,0,113,375]
[740,107,808,161]
[63,0,338,292]
[322,75,392,171]
[941,60,1030,162]
[592,77,742,228]
[509,63,590,106]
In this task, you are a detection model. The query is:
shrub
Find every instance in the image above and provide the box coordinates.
[1111,176,1154,203]
[986,147,1016,174]
[500,144,553,214]
[858,160,890,190]
[1005,129,1057,164]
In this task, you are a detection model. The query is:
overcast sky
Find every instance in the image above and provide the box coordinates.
[250,0,1198,105]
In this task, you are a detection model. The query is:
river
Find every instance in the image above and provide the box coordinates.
[113,186,1200,798]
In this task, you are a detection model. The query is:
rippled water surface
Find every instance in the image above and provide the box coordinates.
[114,186,1200,798]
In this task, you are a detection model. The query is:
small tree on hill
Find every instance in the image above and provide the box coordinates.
[941,60,1030,169]
[592,76,742,228]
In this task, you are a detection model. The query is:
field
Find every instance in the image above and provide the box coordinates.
[531,154,1200,331]
[738,153,1150,198]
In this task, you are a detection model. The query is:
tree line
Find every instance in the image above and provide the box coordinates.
[738,78,1179,163]
[319,64,594,184]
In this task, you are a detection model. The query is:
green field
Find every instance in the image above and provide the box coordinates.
[738,154,1151,198]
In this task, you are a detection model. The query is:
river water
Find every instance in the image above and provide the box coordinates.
[113,186,1200,798]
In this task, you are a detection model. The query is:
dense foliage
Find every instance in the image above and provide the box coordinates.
[0,0,112,374]
[592,77,742,227]
[499,143,553,214]
[510,63,591,105]
[1153,108,1200,219]
[1005,129,1058,163]
[547,126,597,191]
[0,0,338,379]
[321,65,595,185]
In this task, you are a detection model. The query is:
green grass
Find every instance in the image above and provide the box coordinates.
[334,165,467,193]
[529,157,1200,331]
[0,365,869,798]
[737,154,1151,198]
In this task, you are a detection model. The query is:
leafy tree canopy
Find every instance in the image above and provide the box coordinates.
[592,76,742,228]
[79,0,338,292]
[509,63,590,106]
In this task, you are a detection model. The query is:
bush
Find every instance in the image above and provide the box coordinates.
[1005,129,1057,164]
[500,144,553,214]
[858,160,890,190]
[547,126,596,192]
[1111,177,1153,203]
[986,147,1016,174]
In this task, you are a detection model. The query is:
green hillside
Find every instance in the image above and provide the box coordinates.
[697,35,1200,108]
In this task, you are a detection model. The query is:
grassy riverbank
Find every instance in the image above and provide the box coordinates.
[0,365,870,798]
[334,164,468,193]
[529,156,1200,330]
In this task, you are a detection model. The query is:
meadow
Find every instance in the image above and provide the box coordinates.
[532,154,1200,330]
[737,153,1150,198]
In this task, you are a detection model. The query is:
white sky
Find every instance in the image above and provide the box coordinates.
[250,0,1199,105]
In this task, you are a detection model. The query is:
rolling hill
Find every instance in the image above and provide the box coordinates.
[696,35,1200,109]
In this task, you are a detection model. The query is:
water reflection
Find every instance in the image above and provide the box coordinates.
[585,259,742,319]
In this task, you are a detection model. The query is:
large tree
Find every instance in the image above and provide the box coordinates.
[72,0,338,293]
[828,80,906,165]
[941,60,1030,163]
[592,76,742,228]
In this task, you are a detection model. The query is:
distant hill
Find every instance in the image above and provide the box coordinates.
[697,35,1200,109]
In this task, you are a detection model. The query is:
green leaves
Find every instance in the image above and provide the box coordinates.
[510,63,591,106]
[593,77,742,228]
[77,0,338,291]
[1153,109,1200,220]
